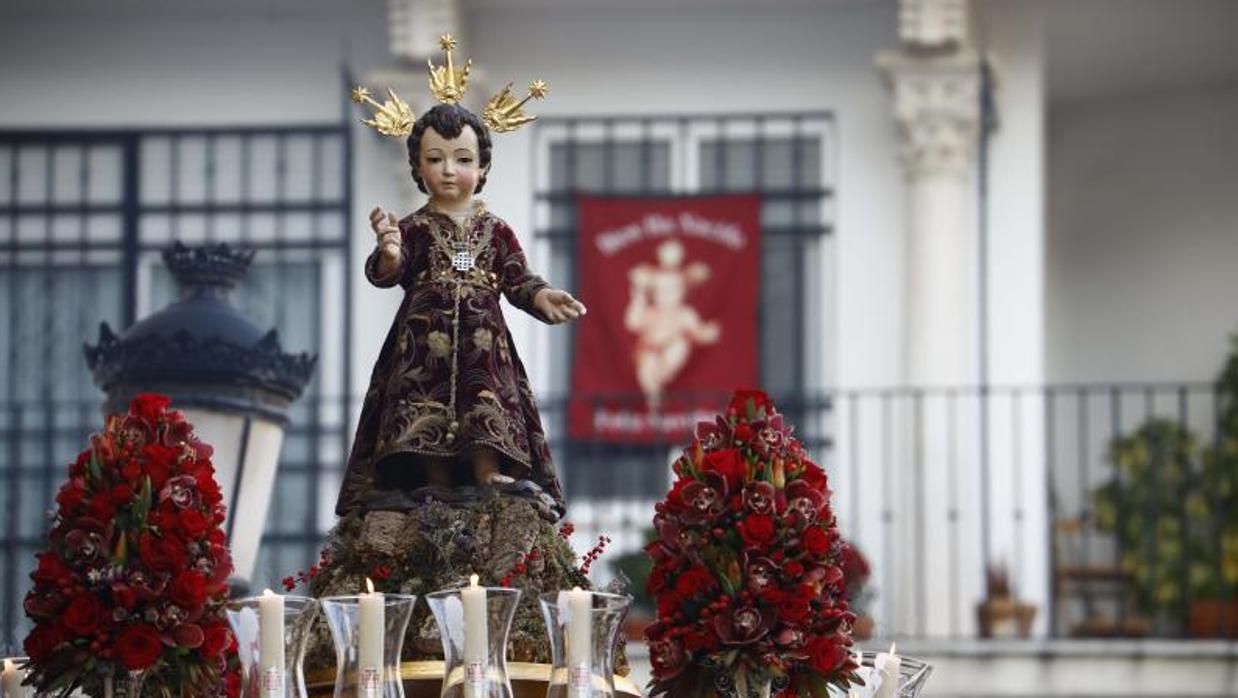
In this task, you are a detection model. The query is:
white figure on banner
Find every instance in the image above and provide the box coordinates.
[624,238,721,410]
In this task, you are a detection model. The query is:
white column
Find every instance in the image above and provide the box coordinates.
[881,52,981,388]
[877,0,985,638]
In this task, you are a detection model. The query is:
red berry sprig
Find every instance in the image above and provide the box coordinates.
[499,546,541,587]
[282,549,331,591]
[578,535,611,576]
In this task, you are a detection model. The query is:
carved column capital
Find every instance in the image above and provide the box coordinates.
[388,0,461,63]
[878,50,982,179]
[898,0,971,49]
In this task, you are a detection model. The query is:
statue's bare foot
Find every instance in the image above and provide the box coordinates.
[483,471,515,485]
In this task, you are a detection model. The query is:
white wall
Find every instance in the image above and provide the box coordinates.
[1047,85,1238,383]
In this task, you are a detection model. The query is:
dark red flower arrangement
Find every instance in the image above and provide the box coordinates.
[23,394,237,697]
[645,390,861,697]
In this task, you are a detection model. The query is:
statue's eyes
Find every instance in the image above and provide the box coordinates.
[426,156,442,164]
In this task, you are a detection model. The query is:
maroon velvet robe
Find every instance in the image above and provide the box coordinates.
[334,203,564,516]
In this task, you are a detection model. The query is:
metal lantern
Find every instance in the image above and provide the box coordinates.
[84,242,317,590]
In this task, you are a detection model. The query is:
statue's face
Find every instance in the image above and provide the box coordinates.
[417,125,487,207]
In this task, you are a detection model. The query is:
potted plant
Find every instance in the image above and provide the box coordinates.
[1190,334,1238,637]
[1093,335,1238,638]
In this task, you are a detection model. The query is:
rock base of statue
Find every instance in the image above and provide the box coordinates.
[301,491,629,679]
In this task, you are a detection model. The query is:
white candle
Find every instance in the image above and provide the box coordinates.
[357,578,385,698]
[258,589,285,696]
[3,659,25,698]
[872,643,901,698]
[462,575,488,697]
[566,587,593,691]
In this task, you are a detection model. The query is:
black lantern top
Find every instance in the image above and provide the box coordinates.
[84,242,317,423]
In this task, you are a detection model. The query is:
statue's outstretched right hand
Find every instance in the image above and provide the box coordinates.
[370,207,402,262]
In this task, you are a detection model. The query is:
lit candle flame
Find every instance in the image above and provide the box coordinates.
[365,577,376,594]
[3,659,13,672]
[889,642,897,655]
[470,574,480,587]
[262,588,276,597]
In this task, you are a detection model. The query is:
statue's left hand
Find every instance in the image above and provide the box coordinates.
[534,288,587,324]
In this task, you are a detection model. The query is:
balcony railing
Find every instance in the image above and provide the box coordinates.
[2,382,1234,650]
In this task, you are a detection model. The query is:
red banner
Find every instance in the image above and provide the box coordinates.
[569,194,761,442]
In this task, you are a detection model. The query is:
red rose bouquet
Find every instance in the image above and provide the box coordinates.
[23,394,235,697]
[645,390,861,697]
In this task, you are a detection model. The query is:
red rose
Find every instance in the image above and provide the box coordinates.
[201,624,232,659]
[32,552,73,586]
[728,389,773,416]
[701,449,746,490]
[738,514,776,547]
[798,459,828,493]
[664,478,690,512]
[56,479,88,513]
[733,423,754,443]
[142,443,178,467]
[139,533,186,573]
[71,449,91,477]
[169,570,208,608]
[143,443,179,488]
[655,590,681,619]
[130,394,172,423]
[196,469,222,504]
[784,560,806,579]
[682,629,720,653]
[113,585,139,611]
[778,594,812,624]
[802,526,830,556]
[63,592,106,636]
[806,635,846,674]
[87,490,117,521]
[116,623,163,670]
[176,509,209,539]
[757,586,785,605]
[121,459,142,481]
[674,566,716,599]
[111,483,134,504]
[23,623,65,663]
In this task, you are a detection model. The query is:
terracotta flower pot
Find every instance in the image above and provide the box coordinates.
[1188,599,1238,638]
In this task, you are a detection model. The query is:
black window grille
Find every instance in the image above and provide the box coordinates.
[528,113,836,506]
[0,122,352,650]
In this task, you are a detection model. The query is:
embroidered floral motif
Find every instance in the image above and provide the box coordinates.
[427,331,452,358]
[472,327,493,352]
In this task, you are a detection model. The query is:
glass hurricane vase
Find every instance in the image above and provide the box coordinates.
[227,595,320,698]
[426,585,521,698]
[320,593,417,698]
[538,591,630,698]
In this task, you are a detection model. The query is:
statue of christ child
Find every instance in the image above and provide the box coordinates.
[337,49,584,521]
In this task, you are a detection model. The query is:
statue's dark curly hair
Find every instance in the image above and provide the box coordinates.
[406,103,493,195]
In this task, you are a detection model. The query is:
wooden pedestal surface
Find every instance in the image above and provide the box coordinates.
[307,661,642,698]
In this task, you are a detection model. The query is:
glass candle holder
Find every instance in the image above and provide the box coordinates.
[425,584,521,698]
[320,593,418,698]
[841,650,933,698]
[2,656,32,698]
[538,590,631,698]
[227,595,320,698]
